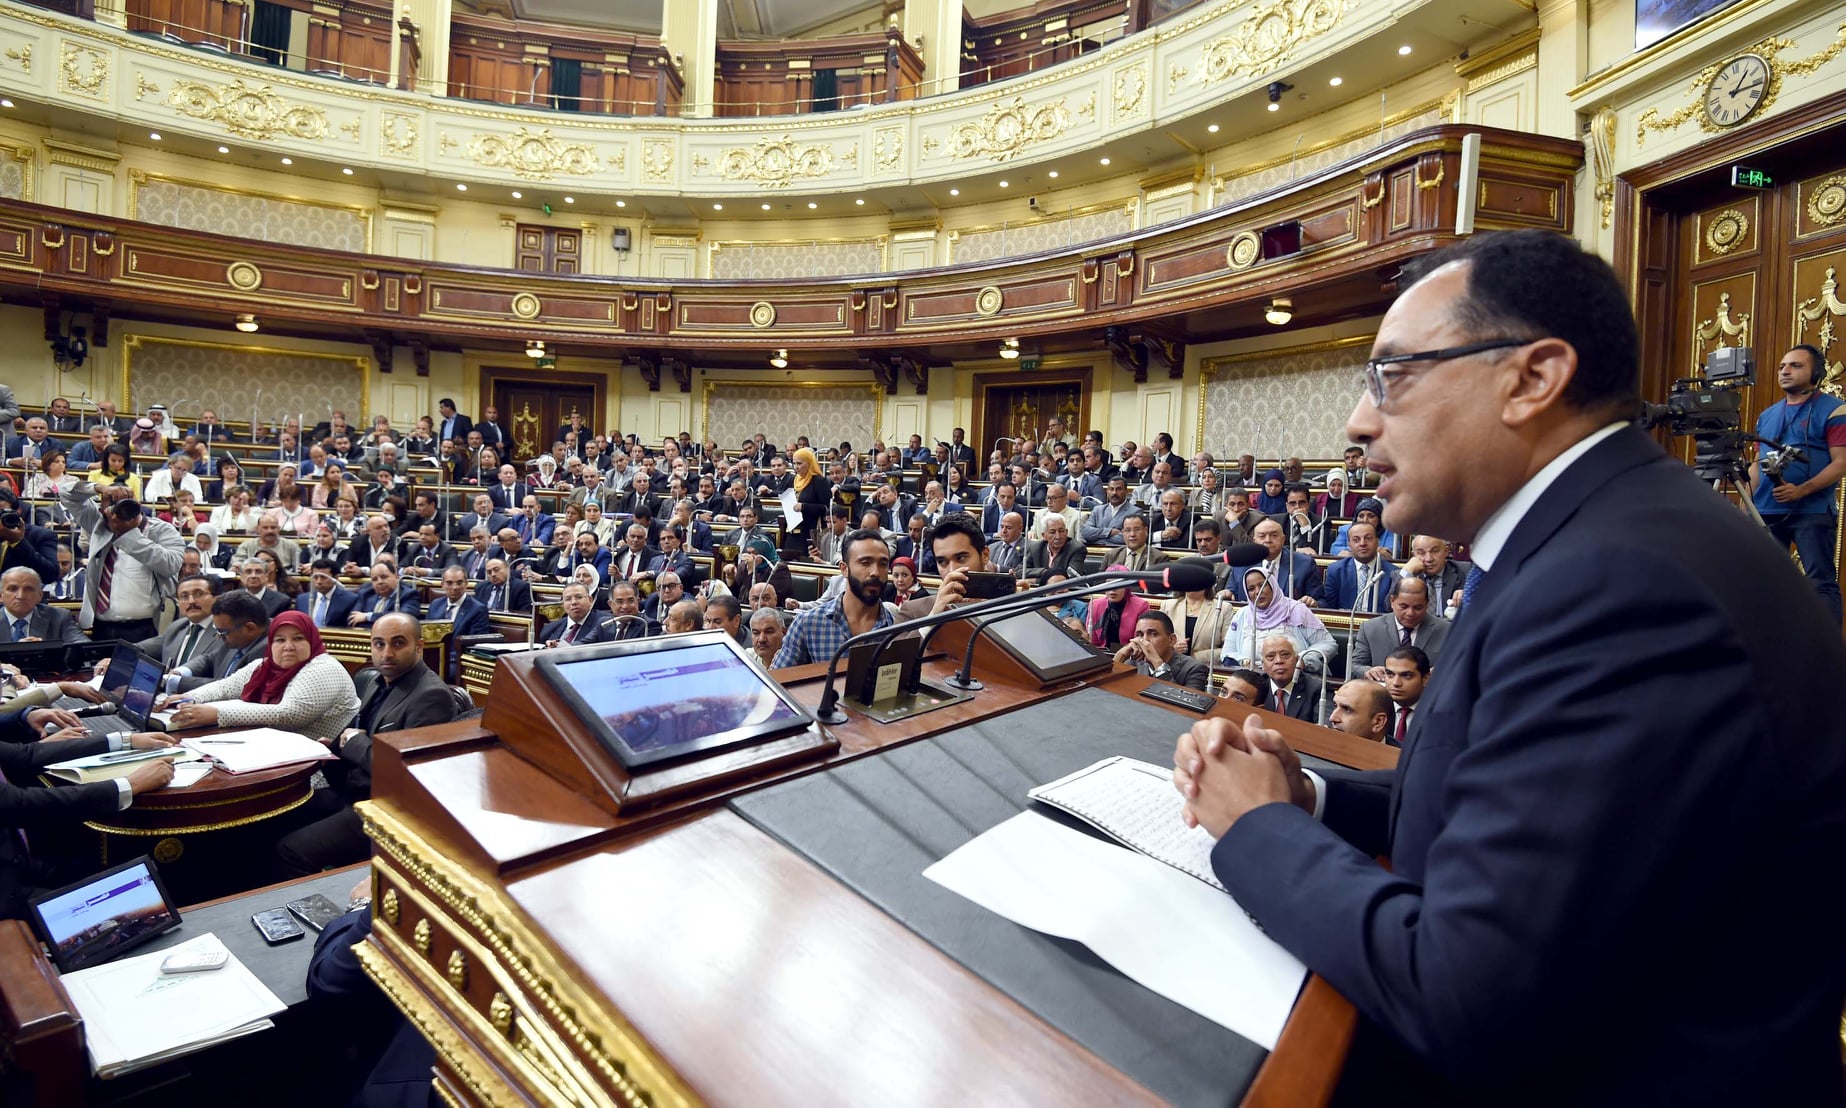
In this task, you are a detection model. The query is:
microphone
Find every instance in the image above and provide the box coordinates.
[1173,543,1270,572]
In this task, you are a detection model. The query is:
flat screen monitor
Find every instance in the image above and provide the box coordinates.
[982,607,1110,684]
[28,855,182,972]
[534,630,812,770]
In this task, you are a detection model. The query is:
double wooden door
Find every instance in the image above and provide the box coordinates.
[484,368,605,465]
[974,369,1092,460]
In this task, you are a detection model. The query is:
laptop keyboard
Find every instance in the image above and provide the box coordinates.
[82,714,137,736]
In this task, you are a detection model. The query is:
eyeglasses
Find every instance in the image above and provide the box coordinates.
[1363,339,1532,409]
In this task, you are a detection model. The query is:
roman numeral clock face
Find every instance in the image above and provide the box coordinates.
[1704,55,1769,128]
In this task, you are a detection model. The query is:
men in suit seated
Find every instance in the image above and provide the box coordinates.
[404,523,461,578]
[454,493,509,544]
[1228,520,1320,603]
[0,568,82,644]
[485,465,530,513]
[1351,576,1451,679]
[647,527,700,586]
[662,600,701,634]
[475,557,532,615]
[1380,644,1430,749]
[425,565,491,662]
[508,496,556,548]
[1151,488,1196,549]
[638,571,684,624]
[231,559,292,620]
[1257,633,1321,721]
[540,583,611,647]
[985,511,1027,576]
[167,590,269,693]
[556,530,613,582]
[1113,514,1165,572]
[1030,482,1081,540]
[455,526,498,582]
[347,558,421,626]
[340,515,396,576]
[1330,496,1402,559]
[1399,534,1469,616]
[605,580,651,640]
[608,523,658,582]
[297,558,360,628]
[276,613,459,876]
[1023,515,1086,585]
[0,495,62,586]
[138,574,227,673]
[703,594,749,648]
[1282,484,1328,556]
[234,515,301,575]
[1315,520,1398,612]
[1113,610,1209,691]
[980,483,1020,540]
[1079,477,1139,547]
[1328,678,1392,743]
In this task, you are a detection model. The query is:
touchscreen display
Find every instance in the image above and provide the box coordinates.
[33,860,179,970]
[550,641,806,757]
[989,610,1099,668]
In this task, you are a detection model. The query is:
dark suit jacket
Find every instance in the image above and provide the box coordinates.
[240,587,293,620]
[1350,612,1453,671]
[0,525,60,585]
[297,586,361,628]
[425,594,490,638]
[353,583,422,623]
[474,577,532,614]
[539,615,612,645]
[0,715,115,918]
[1023,538,1087,582]
[436,413,472,444]
[510,512,556,547]
[1213,426,1846,1104]
[339,661,456,793]
[137,616,229,672]
[1229,557,1321,603]
[307,909,438,1108]
[486,483,530,513]
[1269,673,1322,721]
[452,511,510,543]
[0,604,82,644]
[1315,555,1399,612]
[607,545,658,582]
[405,541,461,574]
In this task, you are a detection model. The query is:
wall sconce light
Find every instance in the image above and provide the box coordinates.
[526,339,546,359]
[999,337,1021,360]
[234,314,259,333]
[1264,297,1293,326]
[612,226,632,253]
[769,349,789,368]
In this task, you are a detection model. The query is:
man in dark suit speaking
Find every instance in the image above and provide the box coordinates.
[1172,230,1846,1104]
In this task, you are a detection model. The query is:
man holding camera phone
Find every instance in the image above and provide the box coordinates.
[1751,344,1846,625]
[61,481,184,643]
[0,490,59,585]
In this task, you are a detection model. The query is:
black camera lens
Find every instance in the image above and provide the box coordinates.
[0,512,21,530]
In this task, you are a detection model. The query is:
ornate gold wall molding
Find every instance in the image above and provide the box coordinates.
[1195,0,1348,86]
[166,78,331,141]
[1113,65,1147,117]
[1587,106,1616,230]
[1636,21,1846,147]
[1795,266,1846,396]
[948,96,1071,162]
[466,127,601,180]
[716,135,834,188]
[58,43,108,98]
[381,112,419,156]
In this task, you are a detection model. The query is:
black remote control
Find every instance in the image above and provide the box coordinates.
[1139,682,1217,713]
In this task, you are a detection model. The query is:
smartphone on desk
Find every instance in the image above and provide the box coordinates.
[286,893,344,933]
[251,907,304,945]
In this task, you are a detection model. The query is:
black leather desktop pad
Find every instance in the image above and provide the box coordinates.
[730,686,1345,1107]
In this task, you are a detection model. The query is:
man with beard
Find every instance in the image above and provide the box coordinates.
[772,529,893,667]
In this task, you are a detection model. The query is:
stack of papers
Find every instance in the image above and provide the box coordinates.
[61,933,285,1077]
[1027,756,1226,890]
[180,728,335,775]
[44,747,201,786]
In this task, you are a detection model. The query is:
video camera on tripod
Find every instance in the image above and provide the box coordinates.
[1635,346,1804,522]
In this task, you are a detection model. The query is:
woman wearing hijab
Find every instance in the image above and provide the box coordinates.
[889,557,930,606]
[785,447,831,558]
[161,610,360,739]
[1220,565,1334,670]
[532,454,560,490]
[1086,566,1150,650]
[571,563,610,611]
[1315,470,1360,519]
[193,524,234,572]
[1254,468,1288,516]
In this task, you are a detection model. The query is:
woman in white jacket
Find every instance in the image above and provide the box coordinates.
[164,610,359,739]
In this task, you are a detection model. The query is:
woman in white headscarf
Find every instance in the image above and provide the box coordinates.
[533,454,560,490]
[193,524,233,572]
[1220,565,1334,670]
[570,562,609,611]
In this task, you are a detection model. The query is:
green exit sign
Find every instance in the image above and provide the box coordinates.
[1019,356,1040,371]
[1730,165,1774,189]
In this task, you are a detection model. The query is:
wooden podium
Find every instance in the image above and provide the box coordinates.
[355,635,1395,1105]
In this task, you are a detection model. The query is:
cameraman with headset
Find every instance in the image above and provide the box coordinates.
[1751,344,1846,624]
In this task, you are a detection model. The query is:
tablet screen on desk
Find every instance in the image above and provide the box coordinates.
[982,608,1111,684]
[536,631,811,769]
[29,856,182,973]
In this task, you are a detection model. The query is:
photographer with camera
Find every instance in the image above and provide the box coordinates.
[60,480,184,643]
[1751,344,1846,624]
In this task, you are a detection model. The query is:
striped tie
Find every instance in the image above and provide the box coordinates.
[94,544,118,615]
[1460,564,1486,614]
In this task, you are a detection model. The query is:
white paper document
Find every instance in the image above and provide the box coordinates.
[61,932,286,1077]
[182,728,335,774]
[924,811,1307,1050]
[166,761,214,789]
[777,487,803,532]
[1028,756,1226,890]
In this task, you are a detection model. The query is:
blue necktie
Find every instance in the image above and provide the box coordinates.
[10,618,24,641]
[1460,564,1486,613]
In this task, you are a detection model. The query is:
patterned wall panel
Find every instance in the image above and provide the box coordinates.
[950,205,1136,265]
[132,177,370,253]
[0,145,30,202]
[1216,106,1445,206]
[124,336,368,428]
[703,381,883,453]
[708,239,885,279]
[1198,338,1372,458]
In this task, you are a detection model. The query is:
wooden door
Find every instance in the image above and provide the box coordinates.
[971,367,1092,463]
[514,225,582,275]
[483,366,607,465]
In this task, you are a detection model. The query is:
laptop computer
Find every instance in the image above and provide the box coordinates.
[27,855,183,973]
[55,644,165,736]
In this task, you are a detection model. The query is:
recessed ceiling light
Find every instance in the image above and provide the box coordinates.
[511,190,521,198]
[854,197,864,205]
[0,100,13,109]
[148,132,161,141]
[564,196,575,203]
[280,157,292,165]
[217,145,229,153]
[1398,44,1412,55]
[455,183,467,191]
[613,200,623,207]
[341,167,353,175]
[1210,124,1223,134]
[761,202,771,210]
[1329,76,1343,86]
[949,188,959,196]
[1099,157,1111,166]
[999,179,1009,188]
[1267,102,1280,112]
[807,201,818,209]
[1048,170,1059,178]
[712,202,723,210]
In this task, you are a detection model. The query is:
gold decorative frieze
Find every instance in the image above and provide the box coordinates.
[642,141,673,181]
[717,135,834,188]
[1197,0,1348,85]
[381,113,418,156]
[510,292,542,319]
[1704,208,1748,255]
[950,96,1071,162]
[1808,176,1846,227]
[1076,92,1096,121]
[1587,106,1615,230]
[749,300,776,327]
[1114,65,1147,116]
[413,916,432,955]
[1795,267,1845,395]
[59,43,108,97]
[1637,22,1846,147]
[380,885,399,925]
[226,261,263,291]
[446,948,469,991]
[873,129,903,171]
[135,74,158,101]
[1168,63,1188,92]
[975,285,1004,315]
[167,78,331,141]
[1226,230,1260,270]
[339,119,360,141]
[467,127,600,180]
[5,45,30,73]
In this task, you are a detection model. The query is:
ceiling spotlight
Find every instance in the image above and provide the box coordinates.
[511,190,522,198]
[0,100,13,109]
[217,145,229,153]
[855,197,865,206]
[761,203,771,210]
[999,337,1021,360]
[614,200,624,207]
[713,202,723,210]
[526,339,546,359]
[807,201,818,209]
[1099,157,1111,166]
[1048,170,1060,178]
[456,183,467,191]
[769,349,789,369]
[341,167,354,175]
[234,313,259,333]
[998,179,1009,188]
[1329,76,1343,87]
[1265,297,1293,326]
[949,188,960,196]
[148,132,161,141]
[1207,123,1220,133]
[1398,44,1412,55]
[564,196,575,204]
[280,157,293,165]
